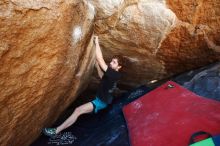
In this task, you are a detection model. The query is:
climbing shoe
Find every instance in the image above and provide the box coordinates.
[42,127,57,138]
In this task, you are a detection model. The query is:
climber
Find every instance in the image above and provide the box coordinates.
[42,35,126,138]
[203,31,220,53]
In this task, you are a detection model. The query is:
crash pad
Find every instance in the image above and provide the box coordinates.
[123,81,220,146]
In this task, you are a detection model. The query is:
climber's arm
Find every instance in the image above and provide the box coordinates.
[94,36,108,72]
[95,61,104,78]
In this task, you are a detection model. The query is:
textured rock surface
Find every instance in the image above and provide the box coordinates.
[160,0,220,76]
[91,0,220,87]
[174,62,220,101]
[0,0,95,146]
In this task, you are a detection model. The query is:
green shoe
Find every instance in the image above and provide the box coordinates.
[42,127,57,138]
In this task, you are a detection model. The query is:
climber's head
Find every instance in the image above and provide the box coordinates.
[110,55,126,72]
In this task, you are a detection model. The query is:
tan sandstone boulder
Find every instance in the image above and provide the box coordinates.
[91,0,220,87]
[0,0,95,146]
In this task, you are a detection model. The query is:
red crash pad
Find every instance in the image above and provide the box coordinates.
[123,81,220,146]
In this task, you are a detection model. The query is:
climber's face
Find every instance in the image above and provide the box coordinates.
[110,58,121,71]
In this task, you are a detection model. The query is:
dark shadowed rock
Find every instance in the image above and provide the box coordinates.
[174,62,220,101]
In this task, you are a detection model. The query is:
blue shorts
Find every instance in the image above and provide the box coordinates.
[91,97,107,113]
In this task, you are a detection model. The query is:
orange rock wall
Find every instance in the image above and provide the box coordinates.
[0,1,95,146]
[92,0,220,87]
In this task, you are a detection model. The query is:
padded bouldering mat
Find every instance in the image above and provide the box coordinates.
[123,81,220,146]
